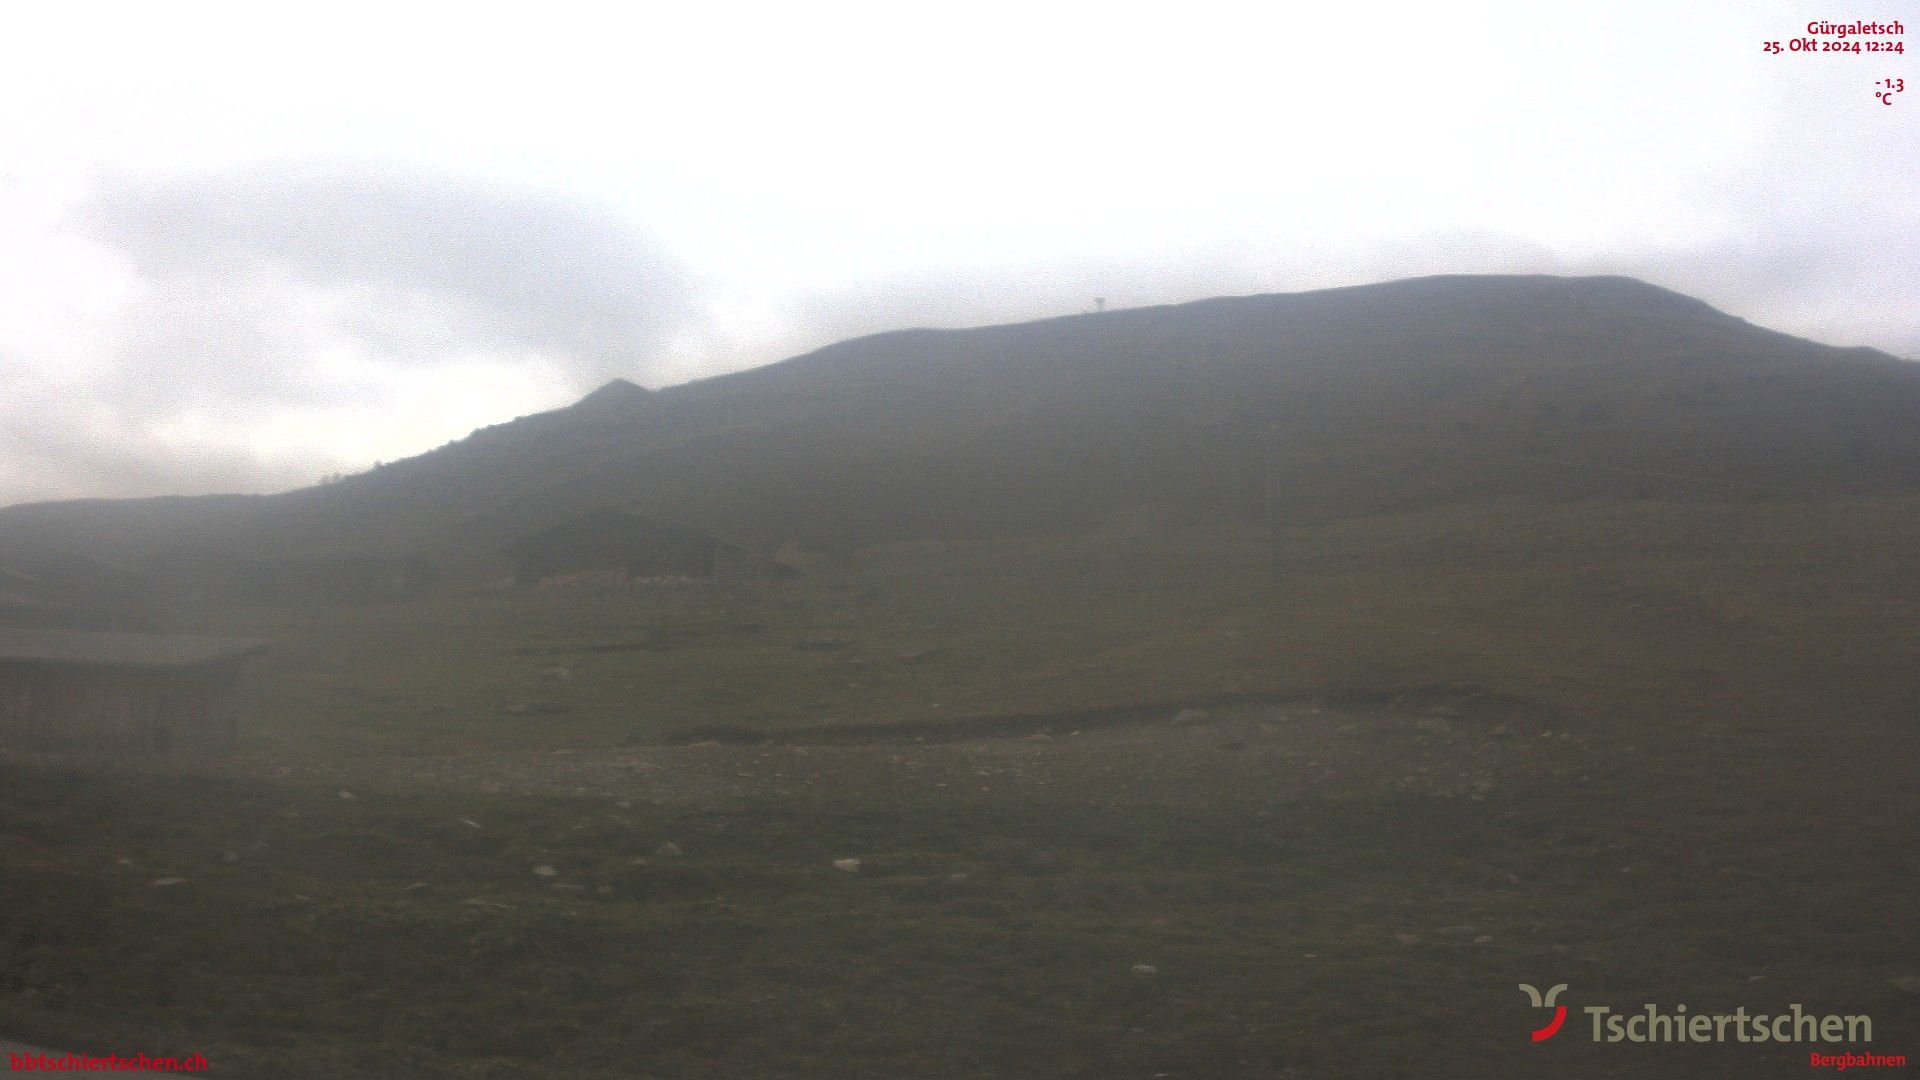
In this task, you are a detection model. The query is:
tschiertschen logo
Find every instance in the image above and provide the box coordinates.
[1515,980,1903,1067]
[1518,983,1569,1042]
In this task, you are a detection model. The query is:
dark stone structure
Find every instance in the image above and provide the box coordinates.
[0,629,268,757]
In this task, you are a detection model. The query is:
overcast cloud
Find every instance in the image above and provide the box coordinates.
[0,0,1913,507]
[76,163,697,379]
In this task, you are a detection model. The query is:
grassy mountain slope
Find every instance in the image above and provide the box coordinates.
[5,274,1917,583]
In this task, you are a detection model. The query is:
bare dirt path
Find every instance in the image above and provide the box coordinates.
[224,697,1583,807]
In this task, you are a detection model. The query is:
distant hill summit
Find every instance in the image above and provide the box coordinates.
[5,273,1918,592]
[572,378,654,410]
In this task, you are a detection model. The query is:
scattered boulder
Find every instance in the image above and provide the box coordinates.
[532,865,558,878]
[1170,708,1212,727]
[655,842,684,857]
[1130,964,1159,978]
[832,858,862,873]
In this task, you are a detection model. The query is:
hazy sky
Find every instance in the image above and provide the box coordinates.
[1,0,1914,507]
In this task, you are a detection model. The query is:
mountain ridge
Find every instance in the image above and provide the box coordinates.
[4,273,1916,590]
